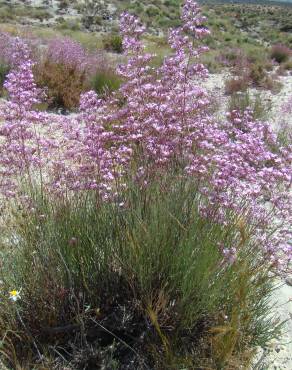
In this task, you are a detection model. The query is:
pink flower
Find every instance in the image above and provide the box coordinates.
[0,1,291,272]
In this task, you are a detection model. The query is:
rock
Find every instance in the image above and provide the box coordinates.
[285,277,292,287]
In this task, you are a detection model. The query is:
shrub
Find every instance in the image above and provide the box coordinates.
[248,62,267,86]
[157,15,171,28]
[45,37,89,70]
[229,57,281,92]
[270,44,291,63]
[34,60,87,110]
[246,62,280,91]
[58,0,70,10]
[34,37,104,110]
[221,48,242,66]
[56,18,81,31]
[0,177,282,369]
[164,0,178,6]
[103,33,123,53]
[0,6,15,21]
[90,68,122,95]
[260,74,282,92]
[146,5,160,17]
[30,8,51,21]
[225,77,249,95]
[278,59,292,74]
[0,2,290,368]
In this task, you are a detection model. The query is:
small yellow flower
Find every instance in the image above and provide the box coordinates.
[9,290,20,302]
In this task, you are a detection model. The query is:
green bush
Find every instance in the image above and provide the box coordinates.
[91,69,122,95]
[30,8,51,21]
[58,0,70,10]
[0,62,10,96]
[0,6,15,21]
[164,0,179,6]
[248,62,266,86]
[103,33,123,54]
[56,19,81,31]
[146,5,160,17]
[0,176,282,369]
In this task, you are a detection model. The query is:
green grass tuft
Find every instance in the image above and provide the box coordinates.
[0,175,282,369]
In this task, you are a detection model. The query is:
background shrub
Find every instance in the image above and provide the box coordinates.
[146,5,161,17]
[270,44,291,63]
[248,62,267,86]
[278,59,292,75]
[225,77,249,95]
[90,68,122,95]
[34,60,88,110]
[103,33,123,53]
[56,18,82,31]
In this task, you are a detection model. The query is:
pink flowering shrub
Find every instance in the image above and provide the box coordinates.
[0,39,57,196]
[0,33,32,68]
[34,37,110,109]
[0,1,291,271]
[63,4,291,269]
[0,33,33,93]
[45,37,101,75]
[34,59,88,110]
[4,61,41,109]
[46,37,88,69]
[0,2,290,368]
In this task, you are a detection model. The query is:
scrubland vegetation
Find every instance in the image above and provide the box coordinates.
[0,1,291,369]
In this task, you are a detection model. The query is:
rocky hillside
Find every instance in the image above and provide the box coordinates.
[1,0,291,44]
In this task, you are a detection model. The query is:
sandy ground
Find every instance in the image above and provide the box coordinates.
[266,282,292,370]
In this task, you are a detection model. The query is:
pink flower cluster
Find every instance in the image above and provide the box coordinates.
[45,37,103,75]
[0,1,291,271]
[0,37,55,196]
[0,33,31,67]
[4,60,42,109]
